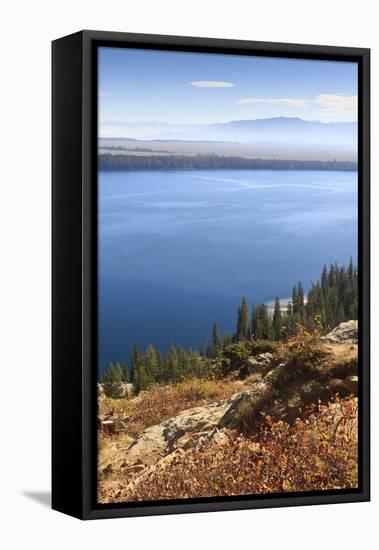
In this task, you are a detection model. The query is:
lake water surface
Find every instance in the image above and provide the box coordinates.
[99,169,357,374]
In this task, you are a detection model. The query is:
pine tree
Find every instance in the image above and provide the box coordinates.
[272,297,282,340]
[292,285,298,313]
[321,264,328,297]
[130,345,141,384]
[115,361,129,383]
[204,340,214,359]
[222,332,233,348]
[297,281,305,322]
[304,261,358,331]
[348,257,354,280]
[252,304,273,340]
[133,361,150,394]
[145,344,160,382]
[212,323,222,356]
[102,363,123,398]
[131,346,149,393]
[236,296,250,341]
[167,345,179,381]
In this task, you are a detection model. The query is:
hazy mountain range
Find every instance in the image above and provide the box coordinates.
[101,116,356,146]
[99,117,357,161]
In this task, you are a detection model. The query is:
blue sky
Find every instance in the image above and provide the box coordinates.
[98,46,358,125]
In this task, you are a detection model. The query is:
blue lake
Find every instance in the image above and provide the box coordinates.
[98,169,357,374]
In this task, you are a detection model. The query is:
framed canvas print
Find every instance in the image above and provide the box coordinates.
[52,30,370,520]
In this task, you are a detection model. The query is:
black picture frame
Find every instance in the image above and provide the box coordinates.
[52,30,370,520]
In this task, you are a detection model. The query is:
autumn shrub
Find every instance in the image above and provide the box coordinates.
[99,396,135,418]
[277,320,328,378]
[105,397,358,502]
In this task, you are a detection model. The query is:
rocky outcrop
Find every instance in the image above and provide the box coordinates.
[239,352,274,379]
[220,323,359,430]
[321,320,358,344]
[100,398,234,475]
[125,424,167,466]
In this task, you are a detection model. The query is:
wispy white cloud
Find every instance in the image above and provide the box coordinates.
[237,94,357,121]
[238,97,310,106]
[190,80,235,88]
[315,94,357,114]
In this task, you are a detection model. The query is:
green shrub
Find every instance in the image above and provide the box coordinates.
[250,340,278,356]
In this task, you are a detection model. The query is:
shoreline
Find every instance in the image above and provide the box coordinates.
[98,153,358,173]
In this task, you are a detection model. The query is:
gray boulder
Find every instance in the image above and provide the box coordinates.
[321,320,358,344]
[116,398,233,469]
[239,352,274,379]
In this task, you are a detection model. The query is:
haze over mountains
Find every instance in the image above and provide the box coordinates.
[100,117,357,162]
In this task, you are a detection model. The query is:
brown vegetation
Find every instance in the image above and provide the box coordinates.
[97,322,359,504]
[99,397,357,503]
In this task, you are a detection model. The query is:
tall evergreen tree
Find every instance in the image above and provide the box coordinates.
[115,361,129,383]
[212,323,222,356]
[297,281,305,321]
[321,264,328,297]
[167,345,179,381]
[252,304,273,340]
[130,346,141,383]
[133,361,150,394]
[292,285,298,313]
[272,297,282,340]
[347,257,354,280]
[236,296,250,341]
[222,332,233,348]
[102,363,123,398]
[145,344,160,381]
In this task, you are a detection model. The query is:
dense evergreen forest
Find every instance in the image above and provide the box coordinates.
[102,260,358,397]
[99,153,357,172]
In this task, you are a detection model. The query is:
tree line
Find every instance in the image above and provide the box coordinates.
[99,153,357,172]
[101,260,358,396]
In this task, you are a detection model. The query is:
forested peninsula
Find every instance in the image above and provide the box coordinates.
[99,153,357,172]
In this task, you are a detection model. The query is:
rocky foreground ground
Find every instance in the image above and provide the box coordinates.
[97,321,358,503]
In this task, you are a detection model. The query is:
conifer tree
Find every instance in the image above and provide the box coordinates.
[236,296,250,341]
[222,332,233,348]
[212,323,222,356]
[272,297,282,340]
[167,345,179,381]
[321,264,328,297]
[115,361,129,383]
[252,304,273,340]
[297,281,305,322]
[102,363,123,398]
[133,361,150,394]
[130,346,141,383]
[144,344,160,382]
[292,285,298,313]
[348,257,354,280]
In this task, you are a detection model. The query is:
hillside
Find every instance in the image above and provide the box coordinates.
[97,321,358,503]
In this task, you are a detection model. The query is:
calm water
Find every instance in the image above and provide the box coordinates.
[98,169,357,374]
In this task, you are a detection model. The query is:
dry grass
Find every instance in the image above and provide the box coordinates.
[99,378,245,440]
[101,397,358,503]
[98,432,134,469]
